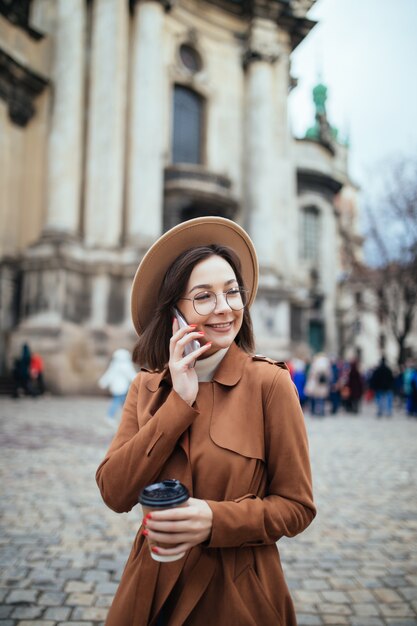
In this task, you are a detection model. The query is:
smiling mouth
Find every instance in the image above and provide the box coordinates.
[206,322,233,329]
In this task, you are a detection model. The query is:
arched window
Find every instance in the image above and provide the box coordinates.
[301,205,320,261]
[172,85,203,164]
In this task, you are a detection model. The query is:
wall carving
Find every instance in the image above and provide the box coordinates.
[0,49,48,126]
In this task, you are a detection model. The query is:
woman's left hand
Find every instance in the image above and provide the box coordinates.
[142,497,213,558]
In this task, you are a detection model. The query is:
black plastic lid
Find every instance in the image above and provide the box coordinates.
[138,479,189,507]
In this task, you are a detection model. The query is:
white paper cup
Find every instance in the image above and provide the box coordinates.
[139,480,189,563]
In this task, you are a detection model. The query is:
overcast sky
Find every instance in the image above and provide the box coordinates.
[289,0,417,190]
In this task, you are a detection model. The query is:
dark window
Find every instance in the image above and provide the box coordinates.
[308,320,325,353]
[301,206,320,261]
[291,305,304,341]
[172,85,203,164]
[107,277,125,325]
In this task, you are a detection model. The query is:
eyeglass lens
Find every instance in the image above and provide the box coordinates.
[193,288,247,314]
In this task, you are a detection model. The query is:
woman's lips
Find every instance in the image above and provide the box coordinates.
[205,322,233,332]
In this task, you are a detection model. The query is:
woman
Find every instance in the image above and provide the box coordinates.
[96,216,316,626]
[305,353,332,417]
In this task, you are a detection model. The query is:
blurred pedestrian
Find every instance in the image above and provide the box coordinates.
[346,360,364,414]
[403,360,417,417]
[29,352,45,396]
[363,367,375,404]
[329,357,343,415]
[291,358,307,408]
[11,343,32,397]
[394,366,404,408]
[403,359,417,417]
[369,357,395,418]
[98,349,137,423]
[305,353,332,416]
[11,357,22,398]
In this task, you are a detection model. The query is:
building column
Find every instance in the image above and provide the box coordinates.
[84,0,128,248]
[273,48,298,274]
[89,274,110,327]
[244,18,293,273]
[44,0,85,237]
[127,0,166,247]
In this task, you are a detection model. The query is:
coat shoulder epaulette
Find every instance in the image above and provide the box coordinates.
[252,354,289,371]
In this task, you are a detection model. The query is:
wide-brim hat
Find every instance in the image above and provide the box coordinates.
[131,216,259,336]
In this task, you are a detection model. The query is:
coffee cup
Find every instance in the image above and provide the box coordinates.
[139,479,189,562]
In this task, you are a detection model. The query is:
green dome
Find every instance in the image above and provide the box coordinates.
[312,82,327,115]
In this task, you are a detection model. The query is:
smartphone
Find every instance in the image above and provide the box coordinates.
[173,307,200,367]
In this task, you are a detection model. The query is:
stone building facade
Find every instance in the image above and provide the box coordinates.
[0,0,360,393]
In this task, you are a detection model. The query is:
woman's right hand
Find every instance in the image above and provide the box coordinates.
[169,319,212,406]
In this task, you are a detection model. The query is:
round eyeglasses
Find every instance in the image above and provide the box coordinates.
[179,287,249,316]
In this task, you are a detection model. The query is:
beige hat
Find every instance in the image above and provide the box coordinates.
[131,216,259,336]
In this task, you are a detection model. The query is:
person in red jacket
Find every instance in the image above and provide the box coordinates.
[29,353,45,396]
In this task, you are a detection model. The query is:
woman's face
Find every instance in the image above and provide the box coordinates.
[177,255,244,357]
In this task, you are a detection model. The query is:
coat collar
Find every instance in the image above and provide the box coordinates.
[212,341,248,386]
[143,342,248,392]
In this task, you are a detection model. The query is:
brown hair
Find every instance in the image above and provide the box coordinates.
[133,245,255,370]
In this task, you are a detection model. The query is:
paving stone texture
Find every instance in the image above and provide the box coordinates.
[0,395,416,626]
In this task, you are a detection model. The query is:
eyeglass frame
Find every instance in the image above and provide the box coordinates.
[178,287,250,316]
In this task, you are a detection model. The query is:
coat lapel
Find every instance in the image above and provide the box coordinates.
[210,344,265,461]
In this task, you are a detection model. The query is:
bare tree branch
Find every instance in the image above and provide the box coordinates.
[346,154,417,365]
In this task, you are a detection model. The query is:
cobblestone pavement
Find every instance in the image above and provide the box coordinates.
[0,395,416,626]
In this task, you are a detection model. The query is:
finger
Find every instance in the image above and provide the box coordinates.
[176,330,205,346]
[146,506,196,521]
[152,543,191,557]
[169,326,199,359]
[172,331,205,356]
[171,323,197,342]
[148,530,192,545]
[180,342,212,367]
[146,520,198,533]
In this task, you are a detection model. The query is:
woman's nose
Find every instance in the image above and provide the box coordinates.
[213,293,230,314]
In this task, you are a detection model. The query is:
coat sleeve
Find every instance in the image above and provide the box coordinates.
[206,368,316,547]
[96,376,199,513]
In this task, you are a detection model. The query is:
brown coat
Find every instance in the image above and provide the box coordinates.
[96,343,316,626]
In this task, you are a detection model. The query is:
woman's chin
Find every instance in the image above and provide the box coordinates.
[204,337,233,355]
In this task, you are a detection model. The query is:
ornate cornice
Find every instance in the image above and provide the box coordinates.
[129,0,175,12]
[277,10,316,50]
[0,0,44,39]
[242,47,279,68]
[243,15,281,68]
[201,1,316,50]
[0,48,48,126]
